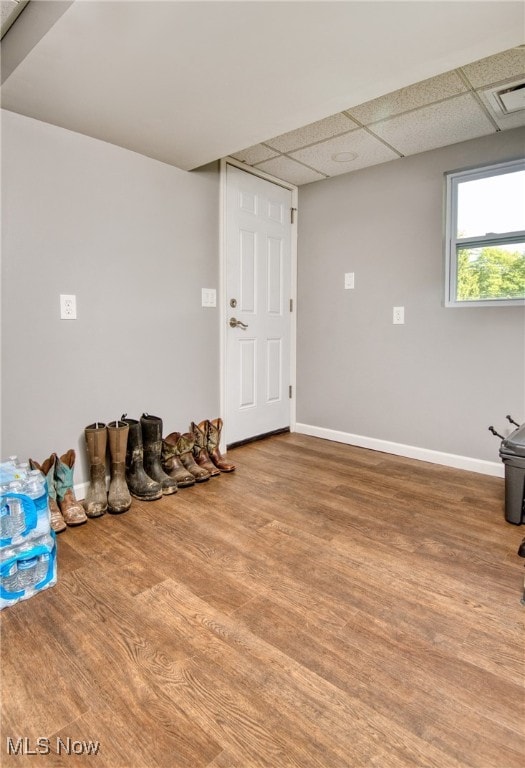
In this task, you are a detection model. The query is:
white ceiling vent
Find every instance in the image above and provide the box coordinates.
[484,78,525,118]
[495,83,525,114]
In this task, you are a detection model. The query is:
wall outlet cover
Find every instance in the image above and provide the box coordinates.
[393,306,405,324]
[344,272,355,290]
[202,288,217,307]
[60,294,77,320]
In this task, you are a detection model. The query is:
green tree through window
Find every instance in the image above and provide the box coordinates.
[457,245,525,302]
[445,159,525,306]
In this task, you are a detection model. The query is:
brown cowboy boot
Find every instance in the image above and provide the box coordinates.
[206,418,236,472]
[191,421,220,477]
[107,420,132,513]
[29,454,67,533]
[177,432,210,482]
[83,422,108,517]
[54,450,88,526]
[162,433,196,488]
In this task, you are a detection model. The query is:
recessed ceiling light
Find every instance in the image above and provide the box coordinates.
[331,151,358,163]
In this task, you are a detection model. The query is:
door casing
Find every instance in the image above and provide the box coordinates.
[219,157,298,448]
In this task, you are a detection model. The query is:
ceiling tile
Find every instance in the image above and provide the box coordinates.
[370,93,496,157]
[477,85,525,130]
[289,129,398,178]
[255,156,326,186]
[264,113,358,153]
[1,1,19,26]
[230,144,278,165]
[347,71,468,125]
[461,47,525,88]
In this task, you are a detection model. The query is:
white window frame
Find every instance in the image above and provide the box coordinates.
[444,158,525,308]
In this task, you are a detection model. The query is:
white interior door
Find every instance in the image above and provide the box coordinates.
[224,164,294,446]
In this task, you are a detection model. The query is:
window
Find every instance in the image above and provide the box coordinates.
[444,159,525,307]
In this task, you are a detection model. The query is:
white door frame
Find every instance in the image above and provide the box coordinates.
[219,157,298,447]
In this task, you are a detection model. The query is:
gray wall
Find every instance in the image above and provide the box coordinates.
[296,127,525,463]
[2,109,524,482]
[1,110,220,483]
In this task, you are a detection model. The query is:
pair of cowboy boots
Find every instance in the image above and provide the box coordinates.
[191,418,236,475]
[121,414,178,501]
[83,421,132,516]
[29,451,87,533]
[162,432,210,485]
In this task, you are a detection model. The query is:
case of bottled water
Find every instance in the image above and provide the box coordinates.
[0,457,57,609]
[0,461,52,549]
[0,531,57,610]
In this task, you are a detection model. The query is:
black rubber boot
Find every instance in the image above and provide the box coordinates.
[140,414,178,495]
[121,415,163,501]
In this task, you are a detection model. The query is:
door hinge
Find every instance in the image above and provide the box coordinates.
[289,385,293,399]
[291,207,297,224]
[289,298,293,312]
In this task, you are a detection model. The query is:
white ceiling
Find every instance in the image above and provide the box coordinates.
[1,1,524,183]
[233,47,525,184]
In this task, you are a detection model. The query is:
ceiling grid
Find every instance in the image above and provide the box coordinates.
[1,2,523,184]
[233,47,525,185]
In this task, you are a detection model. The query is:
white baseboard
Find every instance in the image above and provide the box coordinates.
[294,423,504,478]
[74,430,505,494]
[74,480,90,501]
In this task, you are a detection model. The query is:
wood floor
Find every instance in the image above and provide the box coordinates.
[1,433,524,768]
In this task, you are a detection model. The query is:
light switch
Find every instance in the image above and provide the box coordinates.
[344,272,355,290]
[201,288,216,307]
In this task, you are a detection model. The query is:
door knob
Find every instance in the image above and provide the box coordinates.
[229,317,248,329]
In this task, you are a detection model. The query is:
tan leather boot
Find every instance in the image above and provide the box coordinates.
[162,434,196,488]
[83,422,108,517]
[177,432,210,482]
[107,420,132,513]
[206,418,236,472]
[191,421,220,477]
[54,450,88,526]
[29,454,67,533]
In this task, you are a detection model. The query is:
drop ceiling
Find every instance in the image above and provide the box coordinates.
[1,1,524,185]
[233,47,525,185]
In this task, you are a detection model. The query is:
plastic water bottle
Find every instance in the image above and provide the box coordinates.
[16,549,51,591]
[0,458,18,484]
[8,457,27,481]
[25,469,50,529]
[0,456,28,484]
[25,471,46,503]
[25,469,45,489]
[34,553,50,585]
[0,562,18,593]
[1,481,26,538]
[0,490,12,538]
[17,556,39,590]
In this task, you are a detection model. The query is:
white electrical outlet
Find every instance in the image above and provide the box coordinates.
[60,294,77,320]
[393,306,405,324]
[344,272,355,290]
